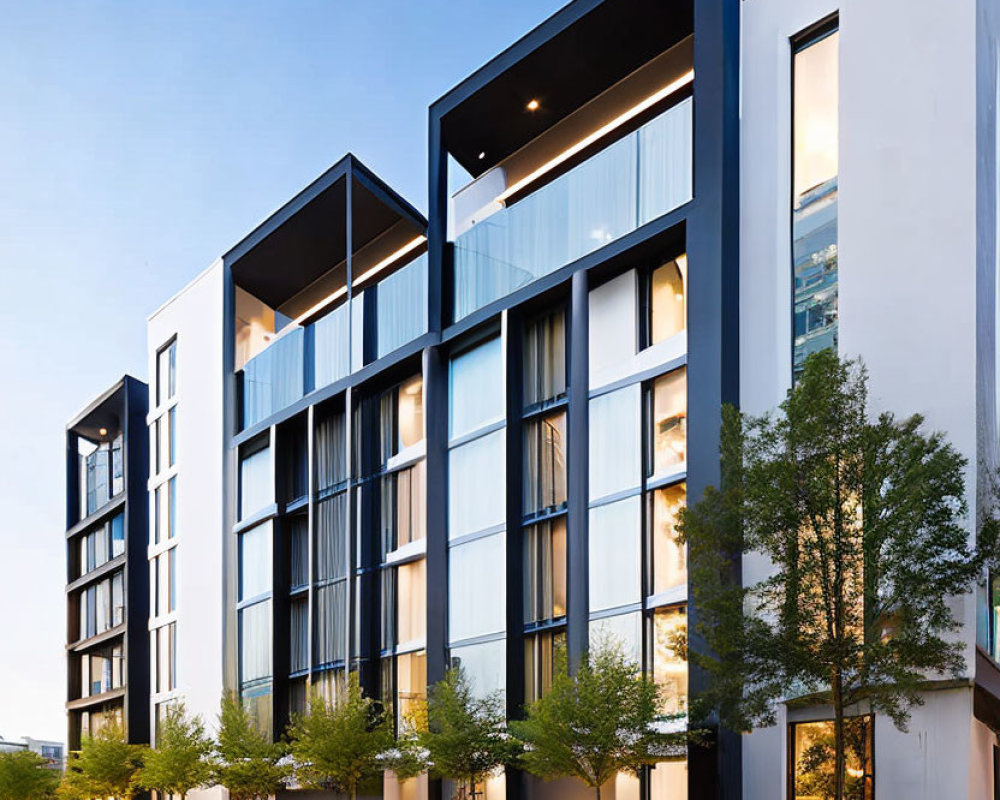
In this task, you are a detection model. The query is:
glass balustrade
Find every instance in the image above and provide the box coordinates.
[238,254,428,430]
[377,253,428,359]
[453,97,693,321]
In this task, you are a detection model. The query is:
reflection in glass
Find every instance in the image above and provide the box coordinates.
[449,639,506,699]
[589,612,641,662]
[449,533,506,642]
[523,518,567,624]
[791,716,873,800]
[240,446,273,520]
[449,338,504,438]
[239,522,272,601]
[524,411,567,515]
[396,651,427,727]
[240,603,271,684]
[448,430,505,539]
[792,29,839,379]
[651,605,687,716]
[589,385,641,501]
[652,484,687,595]
[377,254,429,359]
[589,498,641,612]
[650,257,687,345]
[651,370,687,476]
[524,310,566,408]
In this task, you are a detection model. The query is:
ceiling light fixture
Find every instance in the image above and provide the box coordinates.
[293,285,348,327]
[478,151,486,160]
[98,427,108,437]
[526,98,540,111]
[497,70,694,205]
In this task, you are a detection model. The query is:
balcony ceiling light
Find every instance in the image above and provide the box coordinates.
[98,427,108,437]
[478,151,486,160]
[293,285,348,327]
[497,70,695,205]
[526,98,540,112]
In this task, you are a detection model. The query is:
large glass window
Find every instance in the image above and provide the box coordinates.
[240,446,273,520]
[589,497,641,613]
[381,462,426,556]
[395,651,427,727]
[650,369,687,478]
[239,522,272,601]
[316,410,348,492]
[315,494,348,582]
[448,430,506,539]
[590,385,641,501]
[648,256,687,346]
[240,601,271,683]
[589,612,641,662]
[290,598,308,673]
[110,513,125,559]
[397,375,424,452]
[651,483,687,596]
[523,310,566,408]
[314,582,347,666]
[523,518,567,624]
[397,559,427,645]
[156,622,177,693]
[792,25,839,378]
[449,534,506,642]
[449,337,504,439]
[290,516,308,590]
[650,605,687,716]
[523,411,567,515]
[790,716,873,800]
[524,630,565,703]
[449,639,506,698]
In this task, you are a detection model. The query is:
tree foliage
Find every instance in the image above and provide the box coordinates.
[0,751,59,800]
[415,667,517,797]
[212,693,289,800]
[138,703,214,799]
[680,350,999,800]
[287,673,392,800]
[60,724,143,800]
[510,638,678,800]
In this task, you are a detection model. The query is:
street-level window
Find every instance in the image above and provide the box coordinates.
[789,715,873,800]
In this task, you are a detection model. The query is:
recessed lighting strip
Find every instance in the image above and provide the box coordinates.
[495,70,695,205]
[351,235,427,288]
[292,235,427,327]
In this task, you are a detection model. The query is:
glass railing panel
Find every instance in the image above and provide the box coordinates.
[314,303,350,390]
[453,97,693,321]
[377,253,428,359]
[241,326,304,429]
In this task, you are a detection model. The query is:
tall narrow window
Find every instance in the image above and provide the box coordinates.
[789,716,873,800]
[523,518,567,624]
[157,339,177,407]
[650,369,687,478]
[240,445,273,520]
[523,410,567,515]
[648,256,687,346]
[523,310,566,409]
[650,483,687,596]
[792,23,839,378]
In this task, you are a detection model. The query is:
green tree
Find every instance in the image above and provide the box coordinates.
[138,703,214,799]
[61,724,143,800]
[287,674,393,800]
[212,693,289,800]
[510,639,677,800]
[416,667,517,799]
[680,350,999,800]
[0,751,59,800]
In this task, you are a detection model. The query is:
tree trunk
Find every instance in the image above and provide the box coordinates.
[832,667,846,800]
[595,784,602,800]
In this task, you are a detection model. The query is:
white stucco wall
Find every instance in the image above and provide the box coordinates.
[146,260,226,763]
[740,0,987,796]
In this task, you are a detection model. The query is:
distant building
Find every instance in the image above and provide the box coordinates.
[0,737,65,769]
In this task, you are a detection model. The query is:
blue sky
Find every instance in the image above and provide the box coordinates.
[0,0,563,743]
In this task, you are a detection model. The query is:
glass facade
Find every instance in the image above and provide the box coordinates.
[792,26,839,378]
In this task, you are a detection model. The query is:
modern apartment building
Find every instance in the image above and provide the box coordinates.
[63,0,1000,797]
[64,376,149,751]
[0,737,64,769]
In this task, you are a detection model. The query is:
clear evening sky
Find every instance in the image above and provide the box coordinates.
[0,0,563,744]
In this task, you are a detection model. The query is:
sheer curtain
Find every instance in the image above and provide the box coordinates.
[448,430,506,539]
[448,533,506,641]
[588,497,641,612]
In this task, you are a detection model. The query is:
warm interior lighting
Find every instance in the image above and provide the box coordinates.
[98,427,108,437]
[351,235,426,288]
[292,285,348,327]
[526,98,540,111]
[497,70,694,205]
[478,151,486,160]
